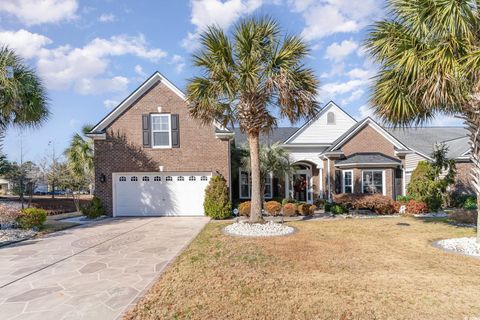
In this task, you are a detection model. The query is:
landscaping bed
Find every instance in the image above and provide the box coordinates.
[0,195,92,215]
[126,217,480,320]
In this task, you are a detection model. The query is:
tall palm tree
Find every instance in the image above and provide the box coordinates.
[0,46,49,130]
[364,0,480,242]
[242,142,293,205]
[187,17,319,223]
[65,125,94,193]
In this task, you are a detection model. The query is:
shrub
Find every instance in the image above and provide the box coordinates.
[407,161,443,212]
[405,200,429,215]
[449,210,478,225]
[16,208,47,229]
[463,196,477,210]
[81,196,105,219]
[396,195,413,202]
[282,203,297,216]
[314,198,326,209]
[281,198,296,206]
[238,201,251,217]
[333,193,395,215]
[297,203,311,215]
[264,201,281,216]
[324,201,333,212]
[0,203,21,225]
[330,203,348,215]
[203,176,231,219]
[309,204,317,215]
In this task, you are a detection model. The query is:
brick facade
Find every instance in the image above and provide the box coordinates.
[94,81,230,215]
[454,161,475,193]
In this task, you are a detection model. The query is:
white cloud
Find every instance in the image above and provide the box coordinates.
[170,55,186,73]
[103,99,120,109]
[0,0,79,25]
[98,13,115,23]
[134,64,146,77]
[182,0,264,52]
[358,104,376,120]
[325,40,358,62]
[0,29,52,59]
[342,89,364,105]
[322,79,367,96]
[75,76,129,95]
[346,68,373,79]
[292,0,383,41]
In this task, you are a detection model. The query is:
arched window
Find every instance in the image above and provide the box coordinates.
[189,176,196,181]
[327,112,335,125]
[131,176,138,182]
[154,176,161,182]
[142,176,150,182]
[119,176,126,182]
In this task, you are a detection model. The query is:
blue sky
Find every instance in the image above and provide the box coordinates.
[0,0,460,162]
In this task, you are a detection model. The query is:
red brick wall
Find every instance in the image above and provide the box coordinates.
[94,81,230,215]
[342,125,397,157]
[454,161,475,193]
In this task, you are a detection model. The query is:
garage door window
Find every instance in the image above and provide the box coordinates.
[154,176,161,181]
[131,176,138,181]
[166,176,172,181]
[177,176,184,181]
[201,176,208,181]
[142,176,149,182]
[151,114,171,148]
[119,176,126,182]
[189,176,196,181]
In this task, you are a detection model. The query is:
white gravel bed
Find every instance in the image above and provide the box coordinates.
[436,237,480,258]
[0,229,36,245]
[414,212,448,218]
[224,221,295,237]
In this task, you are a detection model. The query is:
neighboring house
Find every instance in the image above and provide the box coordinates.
[0,177,10,195]
[233,102,472,203]
[88,72,471,216]
[87,72,233,216]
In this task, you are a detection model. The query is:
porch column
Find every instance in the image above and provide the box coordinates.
[327,158,331,200]
[319,168,323,199]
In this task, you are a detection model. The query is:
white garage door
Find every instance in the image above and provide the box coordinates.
[113,172,211,216]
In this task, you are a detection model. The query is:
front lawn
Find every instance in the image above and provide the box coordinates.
[126,218,480,320]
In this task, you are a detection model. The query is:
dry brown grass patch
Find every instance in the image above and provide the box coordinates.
[125,218,480,320]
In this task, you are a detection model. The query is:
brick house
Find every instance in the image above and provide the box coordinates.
[88,72,472,216]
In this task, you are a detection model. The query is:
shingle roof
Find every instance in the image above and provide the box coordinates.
[386,127,469,158]
[335,153,401,166]
[233,127,298,146]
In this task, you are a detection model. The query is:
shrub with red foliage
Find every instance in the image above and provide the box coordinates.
[238,201,251,217]
[297,203,312,216]
[333,193,396,215]
[282,203,297,216]
[264,201,282,216]
[405,200,429,215]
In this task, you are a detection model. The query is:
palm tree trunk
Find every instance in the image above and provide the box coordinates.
[463,109,480,244]
[248,133,263,223]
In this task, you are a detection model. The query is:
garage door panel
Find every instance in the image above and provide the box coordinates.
[113,173,210,216]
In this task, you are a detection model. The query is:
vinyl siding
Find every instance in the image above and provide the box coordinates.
[287,103,357,144]
[404,152,429,187]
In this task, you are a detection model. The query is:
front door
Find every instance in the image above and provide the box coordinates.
[293,174,308,202]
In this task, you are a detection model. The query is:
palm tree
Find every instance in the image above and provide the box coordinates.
[187,17,319,223]
[242,142,293,205]
[364,0,480,243]
[0,46,49,130]
[65,125,94,194]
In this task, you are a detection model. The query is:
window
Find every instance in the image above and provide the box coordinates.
[151,114,171,148]
[165,176,172,181]
[342,170,353,193]
[154,176,161,181]
[327,112,335,125]
[131,176,138,182]
[362,170,384,194]
[142,176,149,182]
[189,176,196,181]
[239,169,273,199]
[200,176,208,181]
[119,176,126,182]
[177,176,184,181]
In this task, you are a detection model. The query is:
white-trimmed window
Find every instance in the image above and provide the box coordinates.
[362,170,384,194]
[151,114,171,148]
[342,170,353,193]
[239,169,273,199]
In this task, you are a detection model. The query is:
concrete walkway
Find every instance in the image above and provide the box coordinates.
[0,217,209,319]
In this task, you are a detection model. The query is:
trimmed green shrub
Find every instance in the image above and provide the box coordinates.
[238,201,251,217]
[264,201,282,216]
[330,203,348,215]
[81,196,105,219]
[203,176,231,219]
[281,198,297,206]
[314,198,326,209]
[282,203,297,216]
[16,208,47,229]
[324,201,333,212]
[463,196,477,210]
[396,195,413,202]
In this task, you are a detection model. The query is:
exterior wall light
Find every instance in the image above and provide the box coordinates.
[99,174,106,183]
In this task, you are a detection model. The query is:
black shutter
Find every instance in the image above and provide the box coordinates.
[171,114,179,148]
[142,114,150,147]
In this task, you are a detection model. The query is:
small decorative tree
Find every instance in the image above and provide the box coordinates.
[203,175,232,219]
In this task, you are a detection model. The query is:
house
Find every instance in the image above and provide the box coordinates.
[0,177,10,195]
[233,102,472,203]
[87,72,234,216]
[88,72,471,216]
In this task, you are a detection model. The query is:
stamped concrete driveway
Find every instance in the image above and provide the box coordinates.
[0,217,209,320]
